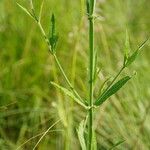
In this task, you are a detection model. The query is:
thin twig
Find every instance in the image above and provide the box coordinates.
[33,119,61,150]
[16,129,63,150]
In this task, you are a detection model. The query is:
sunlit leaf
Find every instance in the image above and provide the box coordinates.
[51,82,87,108]
[49,14,58,53]
[77,120,87,150]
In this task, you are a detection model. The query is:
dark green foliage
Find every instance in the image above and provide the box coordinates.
[86,0,90,14]
[95,76,131,106]
[49,14,58,53]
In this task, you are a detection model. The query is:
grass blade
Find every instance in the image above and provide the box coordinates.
[77,120,87,150]
[51,82,87,109]
[33,119,61,150]
[95,76,131,106]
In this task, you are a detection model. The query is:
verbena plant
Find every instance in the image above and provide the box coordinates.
[17,0,149,149]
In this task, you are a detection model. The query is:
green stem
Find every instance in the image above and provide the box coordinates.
[53,54,84,103]
[88,9,95,150]
[36,20,84,104]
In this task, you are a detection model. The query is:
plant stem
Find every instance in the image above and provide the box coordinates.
[88,2,95,149]
[36,21,84,103]
[53,54,84,103]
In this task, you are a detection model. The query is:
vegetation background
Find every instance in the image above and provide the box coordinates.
[0,0,149,149]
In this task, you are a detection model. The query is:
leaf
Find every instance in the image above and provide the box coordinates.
[97,77,112,98]
[17,3,34,19]
[95,76,131,106]
[125,50,138,67]
[51,14,55,35]
[50,35,58,51]
[109,140,125,150]
[49,14,58,52]
[125,38,149,67]
[50,82,87,108]
[77,120,87,150]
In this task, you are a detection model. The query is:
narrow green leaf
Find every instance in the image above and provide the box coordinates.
[49,14,58,53]
[77,120,87,150]
[16,3,34,19]
[51,82,87,108]
[125,50,138,67]
[125,38,149,67]
[95,76,131,106]
[51,14,55,36]
[109,140,125,150]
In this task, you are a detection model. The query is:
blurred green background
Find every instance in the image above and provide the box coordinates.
[0,0,150,149]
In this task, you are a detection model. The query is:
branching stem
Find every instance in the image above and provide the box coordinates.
[35,19,84,104]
